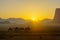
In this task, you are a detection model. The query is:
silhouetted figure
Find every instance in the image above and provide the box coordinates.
[14,27,18,32]
[25,27,31,32]
[8,27,12,32]
[19,27,24,31]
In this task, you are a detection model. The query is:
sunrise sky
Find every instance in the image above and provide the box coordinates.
[0,0,60,20]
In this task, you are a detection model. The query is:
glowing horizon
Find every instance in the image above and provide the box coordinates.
[0,0,60,20]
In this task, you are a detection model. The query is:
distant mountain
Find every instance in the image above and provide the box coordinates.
[0,18,27,24]
[0,19,10,24]
[7,18,26,24]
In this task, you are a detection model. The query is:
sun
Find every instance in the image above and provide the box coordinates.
[31,17,37,21]
[32,18,35,21]
[30,16,39,22]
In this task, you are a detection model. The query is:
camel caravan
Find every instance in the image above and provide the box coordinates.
[8,26,31,33]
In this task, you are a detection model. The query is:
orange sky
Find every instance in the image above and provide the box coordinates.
[0,0,60,20]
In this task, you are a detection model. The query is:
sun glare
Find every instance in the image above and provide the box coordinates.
[32,18,36,21]
[31,16,39,22]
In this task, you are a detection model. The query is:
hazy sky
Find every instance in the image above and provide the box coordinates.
[0,0,60,20]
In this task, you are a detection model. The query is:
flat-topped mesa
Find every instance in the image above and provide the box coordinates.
[54,8,60,23]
